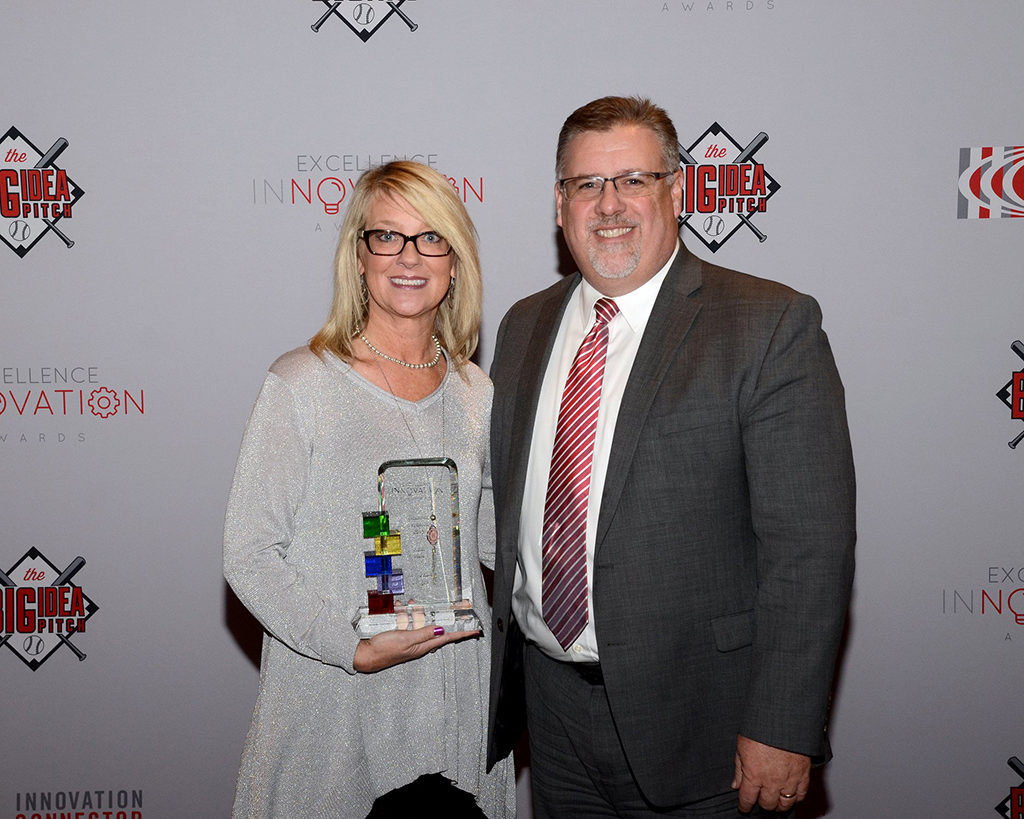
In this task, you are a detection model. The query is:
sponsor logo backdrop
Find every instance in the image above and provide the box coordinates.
[2,2,1021,816]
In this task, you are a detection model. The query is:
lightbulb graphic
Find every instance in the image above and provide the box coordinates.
[317,178,346,215]
[1007,588,1024,626]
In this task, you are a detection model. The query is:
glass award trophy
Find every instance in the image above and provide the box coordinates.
[353,457,481,639]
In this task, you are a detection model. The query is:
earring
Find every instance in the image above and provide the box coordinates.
[360,276,369,306]
[447,276,456,306]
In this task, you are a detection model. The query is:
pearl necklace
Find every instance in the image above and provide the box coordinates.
[359,332,442,369]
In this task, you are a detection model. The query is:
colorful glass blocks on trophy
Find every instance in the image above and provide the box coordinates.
[364,517,400,609]
[364,509,400,606]
[364,552,392,578]
[367,590,394,614]
[362,511,389,539]
[378,570,404,594]
[374,532,401,556]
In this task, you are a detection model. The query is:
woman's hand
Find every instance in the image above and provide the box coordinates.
[353,625,480,673]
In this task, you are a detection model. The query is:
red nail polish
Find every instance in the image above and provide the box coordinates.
[433,626,445,636]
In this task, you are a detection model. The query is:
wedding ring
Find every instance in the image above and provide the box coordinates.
[780,792,797,799]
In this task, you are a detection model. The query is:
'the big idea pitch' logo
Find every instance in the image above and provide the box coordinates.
[996,340,1024,450]
[995,756,1024,818]
[309,0,418,40]
[1,127,84,258]
[677,123,780,252]
[1,548,98,670]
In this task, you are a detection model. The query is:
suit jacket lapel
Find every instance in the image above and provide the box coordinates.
[596,250,704,548]
[501,275,579,558]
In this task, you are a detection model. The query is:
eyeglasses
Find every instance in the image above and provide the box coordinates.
[359,229,452,257]
[558,171,676,201]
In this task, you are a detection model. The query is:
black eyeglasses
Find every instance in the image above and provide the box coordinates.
[558,171,676,201]
[359,229,452,257]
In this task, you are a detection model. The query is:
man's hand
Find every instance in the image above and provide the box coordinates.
[731,734,810,813]
[353,624,479,673]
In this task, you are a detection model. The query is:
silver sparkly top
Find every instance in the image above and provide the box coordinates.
[224,347,514,818]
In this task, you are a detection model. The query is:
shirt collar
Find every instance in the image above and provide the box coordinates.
[576,241,680,334]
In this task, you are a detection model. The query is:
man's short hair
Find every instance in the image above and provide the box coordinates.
[555,95,680,178]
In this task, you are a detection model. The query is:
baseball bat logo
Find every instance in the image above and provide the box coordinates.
[994,756,1024,818]
[1,127,84,258]
[1,549,97,670]
[310,0,417,40]
[678,123,779,252]
[995,340,1024,450]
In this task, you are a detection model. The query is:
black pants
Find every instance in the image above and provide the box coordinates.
[524,642,794,818]
[366,774,487,818]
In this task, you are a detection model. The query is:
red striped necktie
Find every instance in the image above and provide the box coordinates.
[542,297,619,650]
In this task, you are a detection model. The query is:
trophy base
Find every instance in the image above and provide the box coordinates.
[354,602,481,639]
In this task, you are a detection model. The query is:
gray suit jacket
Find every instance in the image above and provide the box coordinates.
[485,247,856,807]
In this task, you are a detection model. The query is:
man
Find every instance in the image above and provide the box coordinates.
[486,96,855,817]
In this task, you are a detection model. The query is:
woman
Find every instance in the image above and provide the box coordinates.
[224,161,514,818]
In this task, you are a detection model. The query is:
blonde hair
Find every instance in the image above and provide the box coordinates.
[310,161,482,371]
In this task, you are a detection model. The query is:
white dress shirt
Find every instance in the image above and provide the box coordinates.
[512,243,679,661]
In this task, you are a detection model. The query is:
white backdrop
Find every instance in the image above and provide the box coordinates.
[2,2,1022,817]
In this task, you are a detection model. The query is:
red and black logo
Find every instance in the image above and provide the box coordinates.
[995,756,1024,818]
[1,548,97,670]
[1,128,84,258]
[677,123,780,252]
[309,0,418,40]
[996,340,1024,450]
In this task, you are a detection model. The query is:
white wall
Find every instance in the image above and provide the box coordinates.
[2,2,1022,816]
